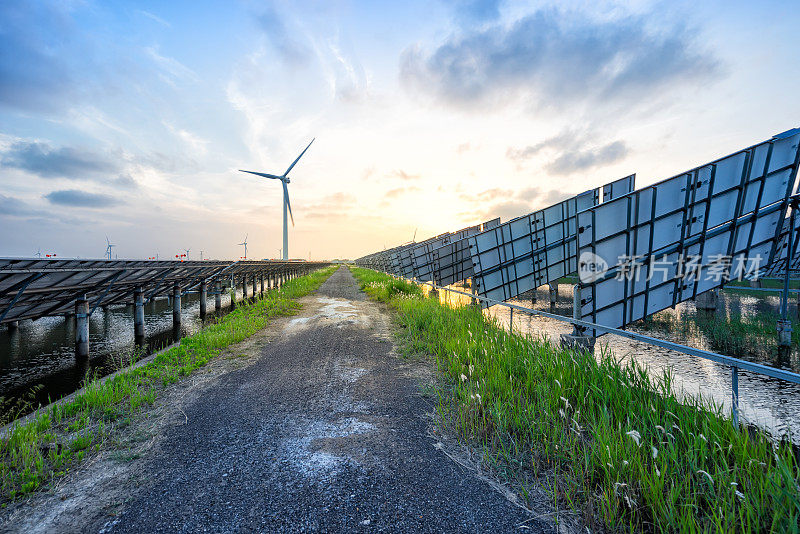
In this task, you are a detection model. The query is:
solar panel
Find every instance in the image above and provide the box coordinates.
[409,233,452,281]
[432,218,501,286]
[763,216,800,276]
[577,129,800,335]
[468,176,635,305]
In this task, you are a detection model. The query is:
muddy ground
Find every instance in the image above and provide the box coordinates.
[1,267,556,533]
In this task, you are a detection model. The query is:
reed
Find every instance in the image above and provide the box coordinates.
[351,267,800,533]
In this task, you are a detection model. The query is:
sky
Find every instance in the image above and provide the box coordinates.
[1,0,799,261]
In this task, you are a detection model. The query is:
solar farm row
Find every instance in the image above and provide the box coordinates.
[356,128,800,338]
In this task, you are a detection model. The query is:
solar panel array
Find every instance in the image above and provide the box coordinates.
[355,128,800,336]
[0,258,329,324]
[467,175,635,305]
[577,129,800,335]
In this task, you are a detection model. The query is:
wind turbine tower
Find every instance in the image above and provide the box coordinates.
[238,234,248,259]
[239,138,314,260]
[105,236,116,260]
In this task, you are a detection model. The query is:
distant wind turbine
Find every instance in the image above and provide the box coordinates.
[239,138,315,260]
[34,248,42,258]
[238,234,248,259]
[183,248,191,261]
[105,236,116,260]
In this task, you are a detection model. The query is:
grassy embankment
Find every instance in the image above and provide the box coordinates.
[350,267,800,533]
[0,266,336,502]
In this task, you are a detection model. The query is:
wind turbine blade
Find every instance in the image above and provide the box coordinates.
[283,181,294,226]
[239,170,283,180]
[283,138,314,177]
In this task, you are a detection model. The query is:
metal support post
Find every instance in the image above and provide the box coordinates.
[200,279,207,319]
[75,295,89,359]
[731,366,739,428]
[172,283,181,328]
[549,282,558,306]
[134,287,145,343]
[215,280,222,312]
[778,199,796,348]
[7,320,19,332]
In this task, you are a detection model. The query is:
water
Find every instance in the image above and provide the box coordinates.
[0,285,254,419]
[430,283,800,441]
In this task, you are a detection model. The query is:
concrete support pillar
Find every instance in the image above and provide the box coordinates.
[230,278,237,310]
[172,283,181,328]
[549,282,558,306]
[777,319,793,348]
[75,295,89,359]
[214,280,222,312]
[7,320,19,332]
[259,274,264,296]
[252,274,257,299]
[134,287,145,343]
[241,277,248,301]
[695,289,719,312]
[749,279,763,289]
[560,284,595,352]
[200,280,207,319]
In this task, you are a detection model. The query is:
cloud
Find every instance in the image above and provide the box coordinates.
[546,141,627,175]
[401,9,719,110]
[446,0,502,26]
[507,129,629,175]
[44,189,119,208]
[257,6,311,66]
[1,141,119,178]
[146,46,199,84]
[385,186,421,198]
[112,174,139,189]
[389,169,421,181]
[136,10,171,28]
[0,194,38,217]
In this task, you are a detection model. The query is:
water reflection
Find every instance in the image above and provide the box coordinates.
[424,280,800,440]
[0,283,266,418]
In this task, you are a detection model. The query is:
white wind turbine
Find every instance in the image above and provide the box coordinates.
[105,236,116,260]
[239,138,314,260]
[238,234,248,259]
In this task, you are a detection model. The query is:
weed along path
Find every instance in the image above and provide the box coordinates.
[2,266,549,533]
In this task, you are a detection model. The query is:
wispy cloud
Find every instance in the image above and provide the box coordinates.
[257,5,311,67]
[385,186,421,198]
[389,169,421,181]
[507,129,629,175]
[136,10,171,28]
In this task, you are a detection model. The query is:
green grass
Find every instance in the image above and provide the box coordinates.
[351,266,800,533]
[641,309,800,360]
[0,266,336,502]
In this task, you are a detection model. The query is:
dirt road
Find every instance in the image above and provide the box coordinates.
[3,267,551,533]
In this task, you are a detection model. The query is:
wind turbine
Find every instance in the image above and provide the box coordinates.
[34,248,42,258]
[239,138,314,260]
[183,248,191,261]
[238,234,248,259]
[105,236,116,260]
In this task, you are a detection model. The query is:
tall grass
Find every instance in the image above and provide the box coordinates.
[351,267,800,533]
[0,266,336,502]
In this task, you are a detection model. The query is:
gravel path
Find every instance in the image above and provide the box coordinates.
[90,267,552,533]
